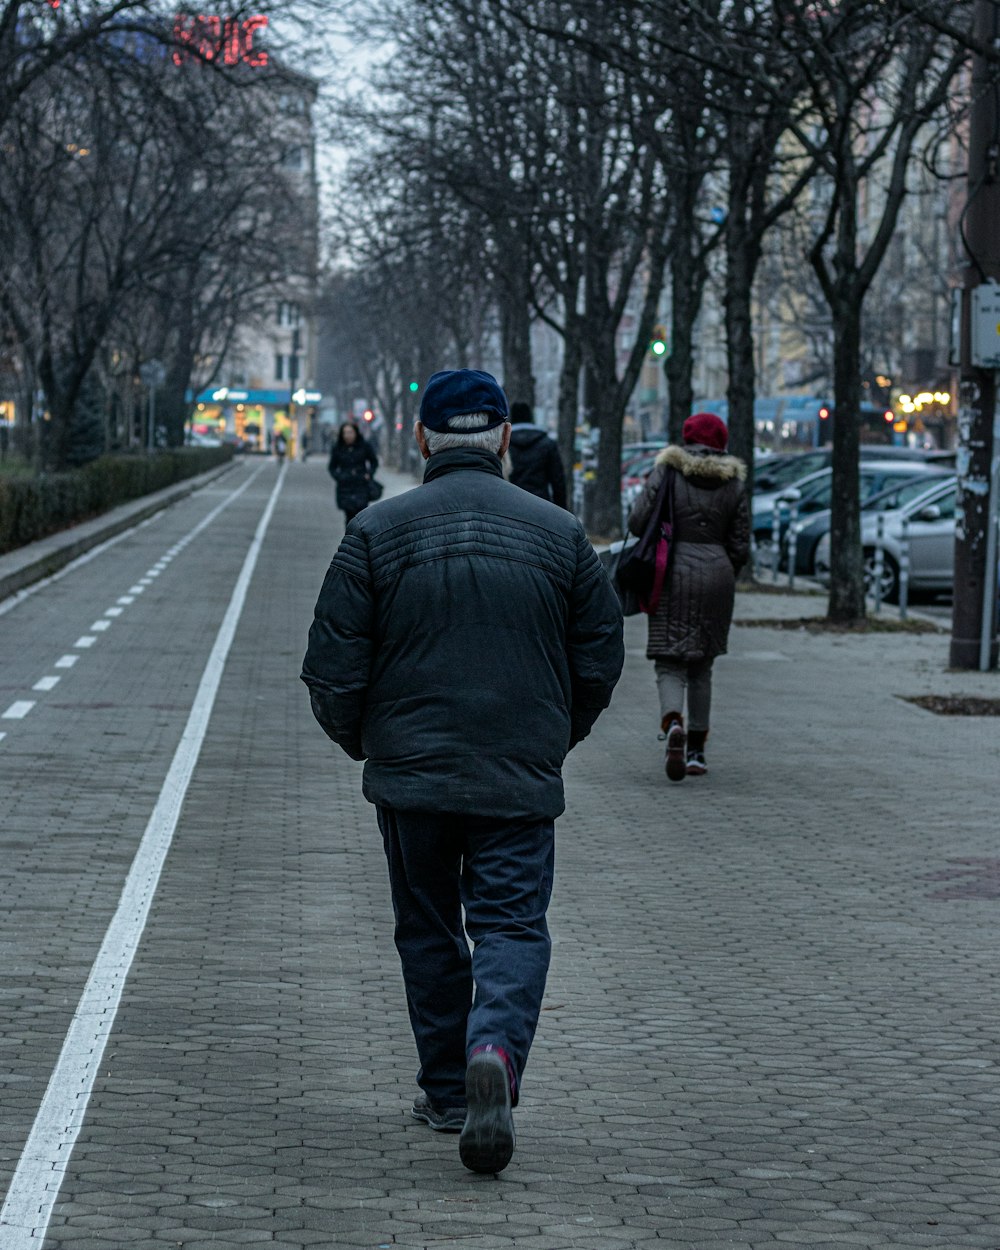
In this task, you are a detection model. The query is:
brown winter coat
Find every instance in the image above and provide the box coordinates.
[627,444,750,661]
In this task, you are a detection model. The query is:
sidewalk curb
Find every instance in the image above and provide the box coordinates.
[0,459,239,604]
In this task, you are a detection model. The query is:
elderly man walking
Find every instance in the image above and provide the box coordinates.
[301,369,623,1174]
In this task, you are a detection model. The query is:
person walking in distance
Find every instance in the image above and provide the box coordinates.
[506,401,569,509]
[327,421,378,526]
[627,412,749,781]
[301,369,623,1173]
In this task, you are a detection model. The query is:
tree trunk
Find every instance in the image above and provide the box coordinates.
[586,354,624,539]
[497,263,534,408]
[827,298,866,623]
[556,328,581,493]
[724,187,759,498]
[665,239,705,443]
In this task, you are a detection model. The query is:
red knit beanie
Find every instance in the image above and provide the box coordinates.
[682,411,728,452]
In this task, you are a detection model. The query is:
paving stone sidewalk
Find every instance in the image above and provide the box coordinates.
[4,460,1000,1249]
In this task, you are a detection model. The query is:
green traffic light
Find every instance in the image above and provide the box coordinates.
[409,381,419,392]
[651,341,666,356]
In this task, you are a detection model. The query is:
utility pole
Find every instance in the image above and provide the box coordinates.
[952,0,1000,671]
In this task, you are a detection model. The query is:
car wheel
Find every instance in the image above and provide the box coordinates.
[863,548,899,604]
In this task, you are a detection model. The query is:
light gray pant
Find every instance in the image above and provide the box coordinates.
[655,658,714,732]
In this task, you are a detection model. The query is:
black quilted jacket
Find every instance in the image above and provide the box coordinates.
[628,444,750,661]
[301,447,624,819]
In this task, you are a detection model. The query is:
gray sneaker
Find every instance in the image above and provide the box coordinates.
[410,1093,466,1132]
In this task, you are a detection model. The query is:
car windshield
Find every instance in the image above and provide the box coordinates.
[757,453,828,489]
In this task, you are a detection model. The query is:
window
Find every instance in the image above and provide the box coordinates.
[275,354,284,381]
[276,301,301,327]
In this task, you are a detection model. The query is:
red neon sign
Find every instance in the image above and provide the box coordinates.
[173,14,269,67]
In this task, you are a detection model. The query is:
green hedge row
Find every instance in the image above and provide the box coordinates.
[0,446,235,555]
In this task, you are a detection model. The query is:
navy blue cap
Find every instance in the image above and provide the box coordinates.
[418,369,509,432]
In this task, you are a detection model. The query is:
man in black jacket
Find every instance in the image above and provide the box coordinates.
[301,369,623,1174]
[507,400,569,509]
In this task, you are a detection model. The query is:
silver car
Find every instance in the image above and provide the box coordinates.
[813,477,957,602]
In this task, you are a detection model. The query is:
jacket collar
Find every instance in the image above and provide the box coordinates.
[423,447,505,483]
[656,444,747,481]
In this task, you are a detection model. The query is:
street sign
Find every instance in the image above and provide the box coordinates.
[971,284,1000,368]
[139,360,166,388]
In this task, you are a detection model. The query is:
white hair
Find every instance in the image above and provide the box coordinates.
[420,412,508,455]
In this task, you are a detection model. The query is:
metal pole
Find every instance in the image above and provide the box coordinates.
[899,515,910,621]
[951,0,1000,669]
[979,401,1000,669]
[873,514,885,614]
[786,502,799,589]
[771,501,781,582]
[148,387,155,452]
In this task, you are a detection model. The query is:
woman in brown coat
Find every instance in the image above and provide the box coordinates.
[627,412,750,781]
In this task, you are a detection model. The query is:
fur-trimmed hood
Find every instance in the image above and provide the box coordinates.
[655,444,746,481]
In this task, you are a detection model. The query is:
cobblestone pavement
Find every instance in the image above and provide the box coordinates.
[1,456,999,1249]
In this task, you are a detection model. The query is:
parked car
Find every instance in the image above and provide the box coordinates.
[753,460,950,565]
[780,468,954,575]
[813,477,959,602]
[753,444,952,495]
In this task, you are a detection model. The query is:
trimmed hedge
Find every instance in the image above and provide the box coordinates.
[0,446,235,555]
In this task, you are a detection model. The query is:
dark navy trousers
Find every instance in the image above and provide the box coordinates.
[376,806,555,1109]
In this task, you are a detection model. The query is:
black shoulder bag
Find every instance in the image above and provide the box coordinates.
[613,468,675,615]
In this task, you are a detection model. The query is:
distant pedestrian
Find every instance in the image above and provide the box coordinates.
[302,369,623,1174]
[273,431,287,463]
[627,412,749,781]
[327,422,378,525]
[506,401,568,509]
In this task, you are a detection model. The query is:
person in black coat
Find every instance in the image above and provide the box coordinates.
[327,422,378,524]
[506,401,568,509]
[301,369,623,1175]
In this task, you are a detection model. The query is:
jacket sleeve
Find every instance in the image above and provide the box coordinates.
[566,526,625,748]
[367,445,379,474]
[548,439,568,510]
[300,522,375,760]
[327,447,340,481]
[726,486,751,573]
[627,464,664,536]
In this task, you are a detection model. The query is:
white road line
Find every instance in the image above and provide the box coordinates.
[73,636,96,648]
[145,570,161,578]
[117,596,135,605]
[0,464,286,1247]
[128,586,144,594]
[0,461,256,622]
[2,701,36,720]
[104,607,123,617]
[0,732,6,743]
[90,621,111,632]
[32,676,60,692]
[0,513,164,621]
[55,655,78,668]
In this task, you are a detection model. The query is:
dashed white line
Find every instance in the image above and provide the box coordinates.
[2,701,36,720]
[0,732,6,743]
[74,636,96,648]
[90,621,111,632]
[128,586,145,595]
[104,607,123,618]
[0,463,286,1247]
[55,656,78,669]
[116,596,135,606]
[32,677,60,692]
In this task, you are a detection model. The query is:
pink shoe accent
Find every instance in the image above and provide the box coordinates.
[470,1044,518,1105]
